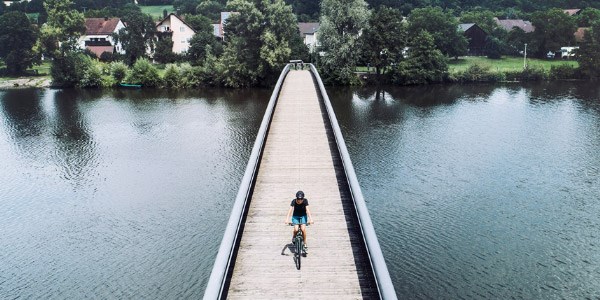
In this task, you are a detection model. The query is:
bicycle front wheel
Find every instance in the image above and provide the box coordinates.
[296,238,302,269]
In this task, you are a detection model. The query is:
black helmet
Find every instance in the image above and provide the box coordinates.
[295,191,305,199]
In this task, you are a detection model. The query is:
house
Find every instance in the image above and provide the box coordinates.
[212,12,236,41]
[298,22,320,53]
[564,9,582,16]
[458,23,487,55]
[494,18,535,33]
[79,17,126,58]
[156,13,196,54]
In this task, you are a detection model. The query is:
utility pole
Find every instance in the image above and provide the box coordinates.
[523,43,528,69]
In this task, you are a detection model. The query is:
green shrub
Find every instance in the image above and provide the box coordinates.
[549,64,577,80]
[110,61,128,84]
[101,75,116,88]
[50,52,90,87]
[79,59,103,88]
[162,64,180,88]
[521,66,547,81]
[125,58,161,87]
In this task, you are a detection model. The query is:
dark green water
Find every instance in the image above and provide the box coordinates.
[329,82,600,299]
[0,82,599,298]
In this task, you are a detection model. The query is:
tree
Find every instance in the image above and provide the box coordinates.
[576,23,600,78]
[392,30,448,85]
[218,0,300,87]
[360,6,406,77]
[460,10,498,34]
[577,8,600,27]
[174,0,199,15]
[196,0,224,22]
[319,0,370,84]
[530,8,577,58]
[39,0,85,59]
[484,36,503,59]
[113,10,157,65]
[187,15,223,65]
[407,6,467,59]
[0,11,38,75]
[154,35,177,63]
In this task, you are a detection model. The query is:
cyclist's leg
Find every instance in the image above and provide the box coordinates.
[300,223,307,245]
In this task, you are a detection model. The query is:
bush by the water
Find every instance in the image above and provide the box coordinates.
[549,64,579,80]
[125,58,161,87]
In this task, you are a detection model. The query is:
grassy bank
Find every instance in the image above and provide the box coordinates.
[139,5,175,20]
[448,56,579,73]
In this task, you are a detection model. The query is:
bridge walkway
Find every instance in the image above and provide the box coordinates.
[225,69,379,299]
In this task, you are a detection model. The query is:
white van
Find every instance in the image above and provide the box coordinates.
[560,47,579,58]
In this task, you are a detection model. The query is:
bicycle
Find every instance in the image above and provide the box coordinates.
[289,223,308,270]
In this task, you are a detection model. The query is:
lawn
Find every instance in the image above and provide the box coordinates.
[139,5,175,20]
[0,61,51,81]
[448,56,579,73]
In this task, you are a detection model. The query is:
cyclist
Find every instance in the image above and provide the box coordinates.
[285,190,314,253]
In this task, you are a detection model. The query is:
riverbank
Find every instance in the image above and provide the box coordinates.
[0,76,51,89]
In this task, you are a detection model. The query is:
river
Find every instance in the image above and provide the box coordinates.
[0,82,598,298]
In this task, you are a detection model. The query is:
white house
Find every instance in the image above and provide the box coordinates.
[156,13,196,54]
[298,23,320,53]
[79,17,126,58]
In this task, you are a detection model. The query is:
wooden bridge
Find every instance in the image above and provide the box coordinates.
[204,64,397,299]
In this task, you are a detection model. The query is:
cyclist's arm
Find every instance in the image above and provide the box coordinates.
[306,206,314,224]
[285,206,293,224]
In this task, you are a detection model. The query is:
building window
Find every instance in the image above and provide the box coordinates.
[180,26,185,32]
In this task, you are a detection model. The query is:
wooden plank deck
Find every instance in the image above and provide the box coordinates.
[225,70,378,299]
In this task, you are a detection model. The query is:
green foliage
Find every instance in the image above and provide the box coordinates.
[392,30,448,85]
[530,8,577,58]
[549,64,578,80]
[0,11,38,75]
[173,0,198,15]
[407,6,467,58]
[79,59,103,88]
[50,52,89,87]
[285,0,320,22]
[519,65,547,81]
[360,6,406,76]
[459,10,498,34]
[125,58,161,87]
[162,64,181,88]
[187,16,224,65]
[113,10,157,65]
[484,36,503,59]
[40,0,85,59]
[196,0,224,22]
[576,22,600,78]
[110,61,128,83]
[154,36,176,64]
[453,63,505,82]
[319,0,370,85]
[219,0,300,87]
[577,8,600,27]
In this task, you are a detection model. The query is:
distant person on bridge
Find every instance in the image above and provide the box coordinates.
[285,190,314,253]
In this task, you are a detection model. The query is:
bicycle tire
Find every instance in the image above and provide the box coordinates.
[296,236,302,270]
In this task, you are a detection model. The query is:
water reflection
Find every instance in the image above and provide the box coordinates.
[330,81,600,299]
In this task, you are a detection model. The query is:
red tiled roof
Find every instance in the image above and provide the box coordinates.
[495,19,535,33]
[86,46,114,57]
[298,23,320,35]
[85,18,121,35]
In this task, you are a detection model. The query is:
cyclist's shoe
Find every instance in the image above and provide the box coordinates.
[303,244,308,254]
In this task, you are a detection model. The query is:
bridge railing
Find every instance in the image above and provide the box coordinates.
[203,64,291,300]
[308,63,398,300]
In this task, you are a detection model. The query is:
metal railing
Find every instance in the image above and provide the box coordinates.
[203,64,397,299]
[203,64,291,300]
[308,63,398,300]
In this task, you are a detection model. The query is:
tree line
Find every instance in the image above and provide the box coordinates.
[2,0,600,87]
